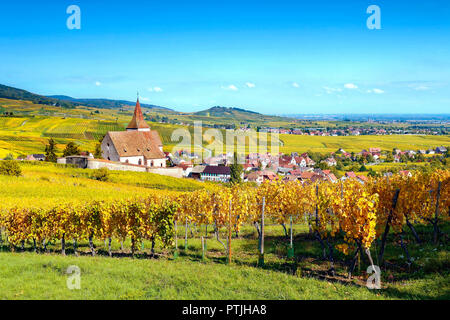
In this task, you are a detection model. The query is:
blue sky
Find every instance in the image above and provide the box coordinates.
[0,0,449,114]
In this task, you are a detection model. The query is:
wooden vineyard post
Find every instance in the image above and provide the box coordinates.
[258,197,265,267]
[287,215,294,259]
[174,220,179,259]
[184,218,188,251]
[201,236,206,260]
[227,199,232,264]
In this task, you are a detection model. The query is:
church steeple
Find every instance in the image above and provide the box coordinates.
[126,96,150,131]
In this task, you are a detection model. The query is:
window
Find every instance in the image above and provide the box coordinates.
[138,159,142,165]
[125,159,129,163]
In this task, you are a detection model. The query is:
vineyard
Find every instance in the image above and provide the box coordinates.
[1,169,448,289]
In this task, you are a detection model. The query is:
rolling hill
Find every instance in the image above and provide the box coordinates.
[47,95,173,112]
[0,84,172,112]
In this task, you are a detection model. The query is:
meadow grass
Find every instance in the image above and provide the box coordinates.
[0,223,447,300]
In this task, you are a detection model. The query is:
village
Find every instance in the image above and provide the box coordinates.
[4,98,448,185]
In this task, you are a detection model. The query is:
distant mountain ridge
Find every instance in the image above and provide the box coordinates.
[0,83,289,123]
[0,84,172,111]
[194,106,260,117]
[47,95,172,112]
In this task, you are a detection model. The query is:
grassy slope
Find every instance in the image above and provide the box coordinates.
[0,162,206,209]
[0,252,382,300]
[0,223,448,300]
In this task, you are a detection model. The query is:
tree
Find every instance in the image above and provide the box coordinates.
[90,167,109,182]
[0,160,22,176]
[4,153,14,160]
[400,154,408,163]
[63,142,80,157]
[94,143,102,159]
[359,165,368,172]
[385,153,394,162]
[45,138,58,162]
[367,168,378,177]
[230,152,243,184]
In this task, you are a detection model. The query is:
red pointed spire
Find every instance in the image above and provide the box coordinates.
[127,97,150,130]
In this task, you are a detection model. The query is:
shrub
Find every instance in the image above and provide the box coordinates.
[0,160,22,177]
[4,153,15,161]
[90,167,109,182]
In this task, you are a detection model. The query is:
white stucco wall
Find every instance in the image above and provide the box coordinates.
[147,158,166,168]
[120,156,145,165]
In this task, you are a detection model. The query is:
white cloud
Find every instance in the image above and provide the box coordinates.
[148,87,163,92]
[373,88,384,94]
[246,82,256,88]
[323,86,342,94]
[292,82,300,88]
[95,81,101,86]
[222,85,238,91]
[140,97,150,102]
[414,85,430,91]
[344,83,358,89]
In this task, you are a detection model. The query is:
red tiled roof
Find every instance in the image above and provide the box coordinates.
[357,175,369,182]
[345,171,357,178]
[107,130,164,159]
[127,98,150,130]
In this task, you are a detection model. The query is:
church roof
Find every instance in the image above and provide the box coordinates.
[106,130,165,159]
[127,98,150,130]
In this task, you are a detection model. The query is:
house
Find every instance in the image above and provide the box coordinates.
[101,97,166,167]
[293,156,307,167]
[341,171,357,181]
[190,165,206,179]
[200,165,231,183]
[245,171,264,184]
[399,170,412,178]
[356,175,369,184]
[436,146,447,154]
[369,148,381,154]
[177,162,193,178]
[427,149,435,155]
[326,173,338,183]
[29,154,45,161]
[322,157,337,167]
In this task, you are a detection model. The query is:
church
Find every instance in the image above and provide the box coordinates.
[101,97,166,167]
